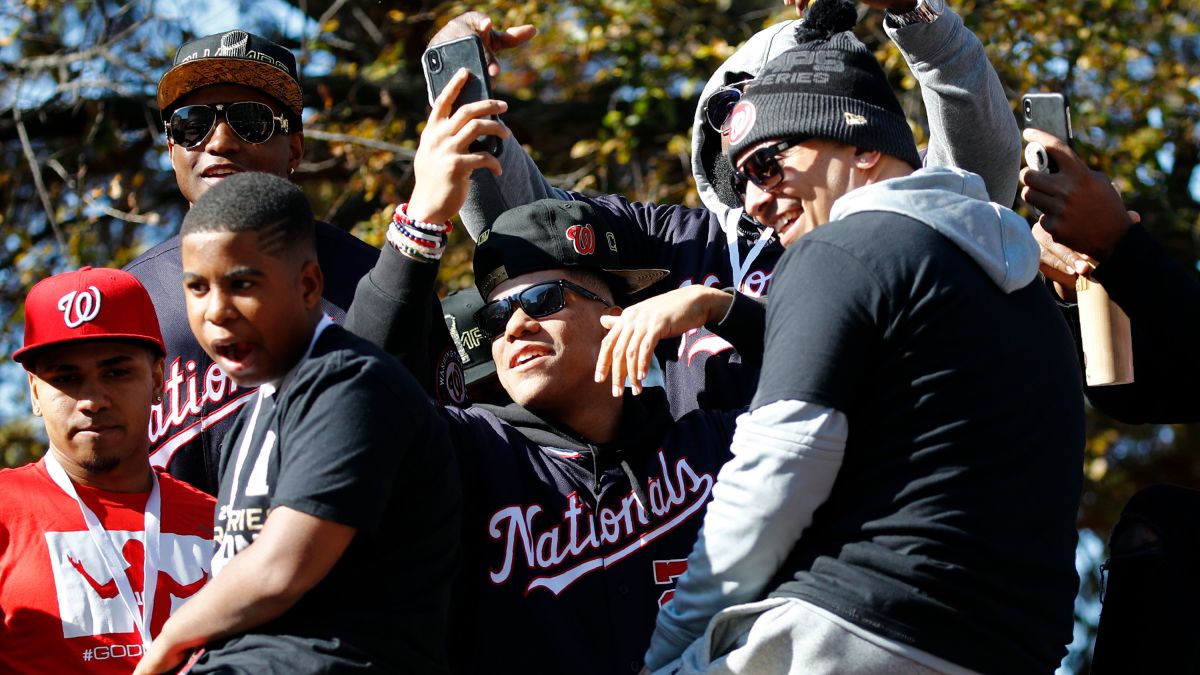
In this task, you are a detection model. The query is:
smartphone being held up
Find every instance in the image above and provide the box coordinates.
[1021,92,1073,173]
[423,34,504,157]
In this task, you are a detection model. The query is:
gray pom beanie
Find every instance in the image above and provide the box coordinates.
[725,31,921,171]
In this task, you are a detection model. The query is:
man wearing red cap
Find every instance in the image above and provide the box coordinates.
[0,267,215,674]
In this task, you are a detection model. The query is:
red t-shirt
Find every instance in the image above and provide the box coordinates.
[0,458,215,674]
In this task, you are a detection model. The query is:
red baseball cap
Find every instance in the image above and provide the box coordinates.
[13,267,166,366]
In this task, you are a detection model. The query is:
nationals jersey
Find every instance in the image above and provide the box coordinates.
[0,459,214,674]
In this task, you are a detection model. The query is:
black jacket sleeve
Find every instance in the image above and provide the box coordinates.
[1077,224,1200,423]
[346,243,442,396]
[704,289,766,367]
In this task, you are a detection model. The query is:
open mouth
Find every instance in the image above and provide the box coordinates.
[201,165,243,180]
[510,347,550,369]
[212,340,255,368]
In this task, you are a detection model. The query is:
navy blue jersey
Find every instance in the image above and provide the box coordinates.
[126,220,464,495]
[443,402,738,675]
[554,193,781,417]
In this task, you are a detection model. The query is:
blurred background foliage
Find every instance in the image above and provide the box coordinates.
[1,0,1198,670]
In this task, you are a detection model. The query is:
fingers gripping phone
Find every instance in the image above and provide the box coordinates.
[423,35,504,157]
[1022,93,1073,173]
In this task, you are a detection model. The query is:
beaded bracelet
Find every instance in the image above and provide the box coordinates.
[388,203,450,261]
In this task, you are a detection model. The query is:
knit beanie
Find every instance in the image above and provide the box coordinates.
[725,0,920,170]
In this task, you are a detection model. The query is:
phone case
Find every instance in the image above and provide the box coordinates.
[422,35,502,156]
[1021,93,1073,145]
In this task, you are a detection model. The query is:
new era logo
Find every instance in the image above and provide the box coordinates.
[57,287,102,328]
[844,112,868,126]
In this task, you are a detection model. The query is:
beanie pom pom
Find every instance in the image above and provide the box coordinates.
[795,0,858,43]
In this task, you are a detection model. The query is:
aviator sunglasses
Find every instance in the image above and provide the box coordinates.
[166,101,291,149]
[703,79,753,133]
[474,279,612,341]
[731,136,811,196]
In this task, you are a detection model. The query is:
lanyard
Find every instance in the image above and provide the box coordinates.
[44,450,160,648]
[726,221,775,289]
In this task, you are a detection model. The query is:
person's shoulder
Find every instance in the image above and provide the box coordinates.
[157,469,216,508]
[124,234,183,273]
[315,220,380,260]
[0,460,47,490]
[296,325,424,401]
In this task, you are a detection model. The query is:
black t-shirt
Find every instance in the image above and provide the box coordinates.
[196,323,460,674]
[757,214,1084,675]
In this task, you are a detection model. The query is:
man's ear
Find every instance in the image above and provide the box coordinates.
[853,148,882,171]
[28,372,43,417]
[288,133,304,175]
[299,259,323,310]
[151,355,165,402]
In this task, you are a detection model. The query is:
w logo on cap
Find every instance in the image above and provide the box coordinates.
[565,224,596,255]
[58,287,102,328]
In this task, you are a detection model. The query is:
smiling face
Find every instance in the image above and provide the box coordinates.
[181,230,322,387]
[736,137,861,248]
[488,269,619,415]
[167,84,303,206]
[28,341,163,482]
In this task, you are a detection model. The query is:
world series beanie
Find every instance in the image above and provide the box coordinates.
[158,30,303,116]
[13,267,165,367]
[725,0,920,170]
[473,199,669,300]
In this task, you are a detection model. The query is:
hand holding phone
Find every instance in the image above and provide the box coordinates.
[1021,93,1073,173]
[423,35,504,157]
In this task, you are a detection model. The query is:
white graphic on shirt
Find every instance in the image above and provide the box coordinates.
[44,530,211,638]
[487,450,714,596]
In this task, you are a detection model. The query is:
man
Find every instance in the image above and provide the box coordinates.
[125,29,462,494]
[644,24,1085,675]
[134,172,459,674]
[443,0,1021,415]
[0,267,214,674]
[1022,127,1200,423]
[345,72,742,673]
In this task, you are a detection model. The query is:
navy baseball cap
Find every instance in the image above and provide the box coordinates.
[442,288,497,386]
[473,199,669,300]
[158,30,303,116]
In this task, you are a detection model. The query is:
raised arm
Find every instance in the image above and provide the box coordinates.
[883,0,1021,205]
[348,68,508,373]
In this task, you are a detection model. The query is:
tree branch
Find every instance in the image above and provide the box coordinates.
[303,128,416,158]
[13,107,68,255]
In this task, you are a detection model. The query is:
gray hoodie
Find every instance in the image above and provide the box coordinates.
[831,166,1040,293]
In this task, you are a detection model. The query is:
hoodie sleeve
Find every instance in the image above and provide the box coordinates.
[458,127,570,240]
[886,6,1021,207]
[346,243,441,396]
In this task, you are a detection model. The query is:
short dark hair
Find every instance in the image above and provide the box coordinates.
[181,171,315,261]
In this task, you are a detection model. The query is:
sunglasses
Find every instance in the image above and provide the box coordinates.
[703,79,753,133]
[731,136,811,196]
[166,101,291,149]
[474,279,612,341]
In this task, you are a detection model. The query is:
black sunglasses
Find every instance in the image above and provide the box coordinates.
[166,101,291,149]
[731,136,811,196]
[474,279,612,341]
[703,79,753,133]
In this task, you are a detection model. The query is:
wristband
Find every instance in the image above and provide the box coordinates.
[393,202,454,234]
[388,203,450,261]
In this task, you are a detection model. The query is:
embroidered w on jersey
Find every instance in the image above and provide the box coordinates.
[45,530,210,638]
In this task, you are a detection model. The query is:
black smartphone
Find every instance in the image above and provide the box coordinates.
[1021,93,1073,173]
[423,35,503,157]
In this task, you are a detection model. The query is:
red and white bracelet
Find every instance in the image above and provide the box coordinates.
[387,203,453,261]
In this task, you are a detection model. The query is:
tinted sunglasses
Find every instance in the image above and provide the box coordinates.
[731,136,811,196]
[474,279,612,341]
[166,101,291,149]
[703,79,753,133]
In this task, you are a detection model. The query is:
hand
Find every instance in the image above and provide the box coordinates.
[783,0,919,16]
[428,12,537,77]
[407,68,510,224]
[594,286,734,397]
[132,639,192,675]
[1020,128,1135,263]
